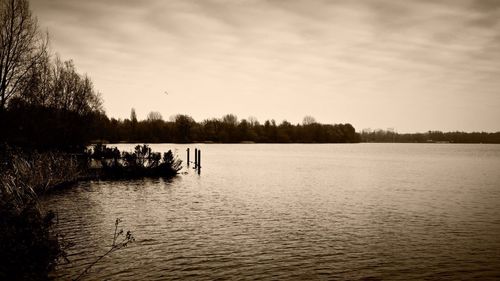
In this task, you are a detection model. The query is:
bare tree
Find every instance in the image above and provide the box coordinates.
[248,116,259,126]
[302,115,317,125]
[147,111,163,121]
[17,45,51,106]
[0,0,47,111]
[222,113,238,126]
[48,56,103,115]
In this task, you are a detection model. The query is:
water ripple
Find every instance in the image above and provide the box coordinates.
[43,144,500,280]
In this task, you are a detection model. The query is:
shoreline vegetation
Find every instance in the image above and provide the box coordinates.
[0,144,181,281]
[86,144,182,180]
[0,147,76,281]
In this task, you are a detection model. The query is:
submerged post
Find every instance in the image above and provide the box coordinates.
[186,148,190,167]
[194,148,198,167]
[197,149,201,174]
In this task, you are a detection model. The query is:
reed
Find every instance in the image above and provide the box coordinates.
[0,146,74,281]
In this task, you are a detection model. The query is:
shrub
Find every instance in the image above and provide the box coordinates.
[87,144,182,179]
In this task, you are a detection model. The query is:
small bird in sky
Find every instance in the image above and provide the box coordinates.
[164,91,169,95]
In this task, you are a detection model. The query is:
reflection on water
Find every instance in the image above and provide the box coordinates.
[43,144,500,280]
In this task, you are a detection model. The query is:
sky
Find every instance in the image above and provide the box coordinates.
[31,0,500,133]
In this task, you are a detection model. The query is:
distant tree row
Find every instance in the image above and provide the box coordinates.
[3,0,497,148]
[360,129,500,144]
[90,111,360,144]
[0,0,359,148]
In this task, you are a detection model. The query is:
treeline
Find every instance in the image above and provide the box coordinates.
[0,0,358,148]
[0,0,358,146]
[360,129,500,144]
[3,0,498,147]
[0,0,104,149]
[3,58,104,149]
[91,112,360,144]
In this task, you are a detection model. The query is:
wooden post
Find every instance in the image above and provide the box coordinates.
[194,148,198,167]
[186,148,190,166]
[197,149,201,174]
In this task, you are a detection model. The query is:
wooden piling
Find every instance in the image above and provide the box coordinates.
[195,148,198,167]
[197,149,201,174]
[186,148,190,166]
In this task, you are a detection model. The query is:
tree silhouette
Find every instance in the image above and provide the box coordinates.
[147,111,163,121]
[0,0,47,112]
[302,115,317,125]
[130,108,137,123]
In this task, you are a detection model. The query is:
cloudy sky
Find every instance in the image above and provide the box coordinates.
[31,0,500,132]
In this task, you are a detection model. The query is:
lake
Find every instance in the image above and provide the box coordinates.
[43,144,500,280]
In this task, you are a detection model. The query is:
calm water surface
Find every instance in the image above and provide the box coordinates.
[43,144,500,280]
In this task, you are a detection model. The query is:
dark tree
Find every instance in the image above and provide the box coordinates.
[0,0,47,112]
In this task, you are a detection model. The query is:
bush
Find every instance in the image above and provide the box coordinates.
[0,202,65,281]
[87,144,182,179]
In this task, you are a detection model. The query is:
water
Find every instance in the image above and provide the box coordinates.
[43,144,500,280]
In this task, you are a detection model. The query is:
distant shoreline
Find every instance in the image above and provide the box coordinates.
[91,141,500,145]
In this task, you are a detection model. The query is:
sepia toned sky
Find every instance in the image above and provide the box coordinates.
[31,0,500,132]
